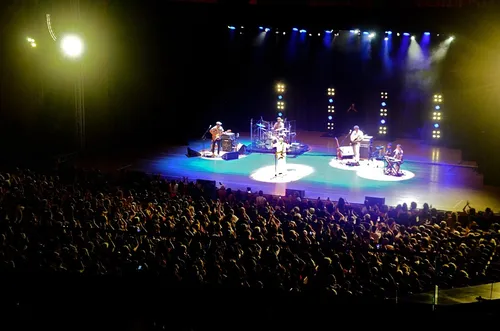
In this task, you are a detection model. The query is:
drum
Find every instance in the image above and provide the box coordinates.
[265,139,274,149]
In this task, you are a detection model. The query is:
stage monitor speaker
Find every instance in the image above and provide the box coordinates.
[236,143,246,154]
[339,146,354,158]
[365,196,386,206]
[222,151,239,160]
[285,189,305,198]
[187,147,201,157]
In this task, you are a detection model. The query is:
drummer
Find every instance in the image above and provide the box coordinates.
[273,117,285,135]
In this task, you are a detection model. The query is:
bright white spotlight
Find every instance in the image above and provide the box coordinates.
[368,33,376,38]
[384,37,388,41]
[448,36,455,41]
[31,42,36,47]
[411,35,415,40]
[60,35,84,58]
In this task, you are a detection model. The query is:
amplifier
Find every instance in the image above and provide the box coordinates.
[221,139,233,152]
[339,146,354,157]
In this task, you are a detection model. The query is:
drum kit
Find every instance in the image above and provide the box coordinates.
[253,120,295,150]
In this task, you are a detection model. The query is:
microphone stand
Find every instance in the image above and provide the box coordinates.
[201,125,211,157]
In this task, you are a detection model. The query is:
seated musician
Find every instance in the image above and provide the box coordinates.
[209,121,224,156]
[273,117,284,135]
[393,144,404,174]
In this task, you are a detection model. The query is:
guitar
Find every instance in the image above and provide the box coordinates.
[335,137,342,159]
[211,129,231,141]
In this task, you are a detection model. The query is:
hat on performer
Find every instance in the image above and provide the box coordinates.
[216,121,222,125]
[277,117,283,121]
[353,125,359,130]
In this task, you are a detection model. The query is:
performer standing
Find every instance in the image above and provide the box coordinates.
[393,144,404,174]
[350,125,364,165]
[209,121,225,156]
[273,137,289,176]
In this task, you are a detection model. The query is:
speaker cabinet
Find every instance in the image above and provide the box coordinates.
[339,146,354,158]
[222,151,239,160]
[365,196,386,206]
[221,139,233,152]
[187,147,201,157]
[236,143,246,154]
[285,189,305,198]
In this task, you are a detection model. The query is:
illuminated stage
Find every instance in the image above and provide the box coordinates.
[130,131,500,211]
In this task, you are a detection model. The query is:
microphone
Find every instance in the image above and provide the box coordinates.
[208,125,212,128]
[349,129,352,133]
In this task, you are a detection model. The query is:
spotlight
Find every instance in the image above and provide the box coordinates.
[368,33,375,38]
[276,83,285,93]
[259,26,264,30]
[299,29,306,33]
[403,32,410,36]
[292,28,298,31]
[228,26,236,30]
[435,105,440,110]
[434,123,440,128]
[278,95,283,100]
[381,119,386,124]
[448,36,455,41]
[265,28,270,32]
[384,37,388,41]
[424,32,431,35]
[411,36,415,40]
[328,115,333,120]
[381,102,386,106]
[278,112,283,117]
[327,88,335,96]
[329,98,334,103]
[386,31,392,35]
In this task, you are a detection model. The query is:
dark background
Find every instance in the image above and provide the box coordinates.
[1,1,499,168]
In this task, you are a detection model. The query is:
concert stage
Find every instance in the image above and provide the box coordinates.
[130,131,500,211]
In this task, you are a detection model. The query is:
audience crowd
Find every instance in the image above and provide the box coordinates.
[0,168,499,300]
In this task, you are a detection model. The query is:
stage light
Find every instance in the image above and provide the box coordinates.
[292,28,298,31]
[397,33,400,36]
[379,92,389,136]
[31,42,36,47]
[61,35,83,58]
[278,95,283,100]
[275,31,279,34]
[309,34,312,36]
[27,37,34,42]
[318,33,321,36]
[411,36,415,40]
[403,32,410,36]
[277,101,285,109]
[325,30,332,34]
[326,87,335,132]
[265,28,270,32]
[283,32,286,35]
[278,112,283,117]
[424,32,431,35]
[259,26,264,30]
[386,31,392,35]
[299,29,306,33]
[276,83,285,93]
[431,94,443,140]
[369,33,375,38]
[228,26,236,30]
[384,37,388,41]
[449,36,454,41]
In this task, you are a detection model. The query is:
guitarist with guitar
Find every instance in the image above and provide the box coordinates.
[209,121,231,156]
[349,125,364,165]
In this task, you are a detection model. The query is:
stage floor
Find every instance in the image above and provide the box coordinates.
[130,131,500,211]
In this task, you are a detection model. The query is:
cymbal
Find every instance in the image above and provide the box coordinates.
[256,123,266,128]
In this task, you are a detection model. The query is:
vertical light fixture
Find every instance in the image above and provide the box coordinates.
[276,83,285,118]
[327,88,335,132]
[379,92,388,136]
[432,94,443,140]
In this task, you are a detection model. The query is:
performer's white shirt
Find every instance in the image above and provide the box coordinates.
[350,129,364,144]
[273,141,289,154]
[394,148,403,160]
[210,125,224,138]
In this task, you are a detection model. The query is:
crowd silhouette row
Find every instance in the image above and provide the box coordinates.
[1,168,499,299]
